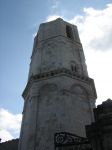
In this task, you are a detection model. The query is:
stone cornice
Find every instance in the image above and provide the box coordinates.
[22,68,97,99]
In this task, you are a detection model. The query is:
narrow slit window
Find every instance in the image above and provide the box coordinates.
[71,65,78,72]
[66,25,74,39]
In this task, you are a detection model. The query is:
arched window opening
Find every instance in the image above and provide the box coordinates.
[70,84,88,97]
[66,25,74,39]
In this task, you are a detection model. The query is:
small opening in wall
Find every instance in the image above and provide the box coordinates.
[71,65,78,72]
[66,25,74,39]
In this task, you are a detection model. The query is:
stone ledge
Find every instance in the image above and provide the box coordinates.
[22,68,97,99]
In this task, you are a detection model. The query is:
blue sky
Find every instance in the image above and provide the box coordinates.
[0,0,112,142]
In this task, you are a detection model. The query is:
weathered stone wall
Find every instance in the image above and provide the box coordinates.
[19,73,96,150]
[19,18,96,150]
[86,99,112,150]
[28,18,88,79]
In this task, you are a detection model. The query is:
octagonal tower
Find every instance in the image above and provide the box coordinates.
[19,18,97,150]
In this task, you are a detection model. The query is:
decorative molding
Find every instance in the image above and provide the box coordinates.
[22,68,97,99]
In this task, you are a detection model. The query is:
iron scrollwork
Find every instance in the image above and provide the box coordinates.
[54,132,92,150]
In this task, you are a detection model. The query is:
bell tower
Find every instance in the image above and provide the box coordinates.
[19,18,97,150]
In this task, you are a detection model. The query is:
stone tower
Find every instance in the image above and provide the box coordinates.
[19,18,97,150]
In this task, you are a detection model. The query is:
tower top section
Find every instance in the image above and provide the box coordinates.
[34,18,81,44]
[29,18,88,79]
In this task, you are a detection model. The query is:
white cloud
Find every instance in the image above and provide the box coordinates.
[46,4,112,105]
[33,32,37,38]
[47,0,64,22]
[69,4,112,51]
[0,130,13,142]
[68,4,112,105]
[46,15,63,22]
[0,108,22,142]
[51,0,59,10]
